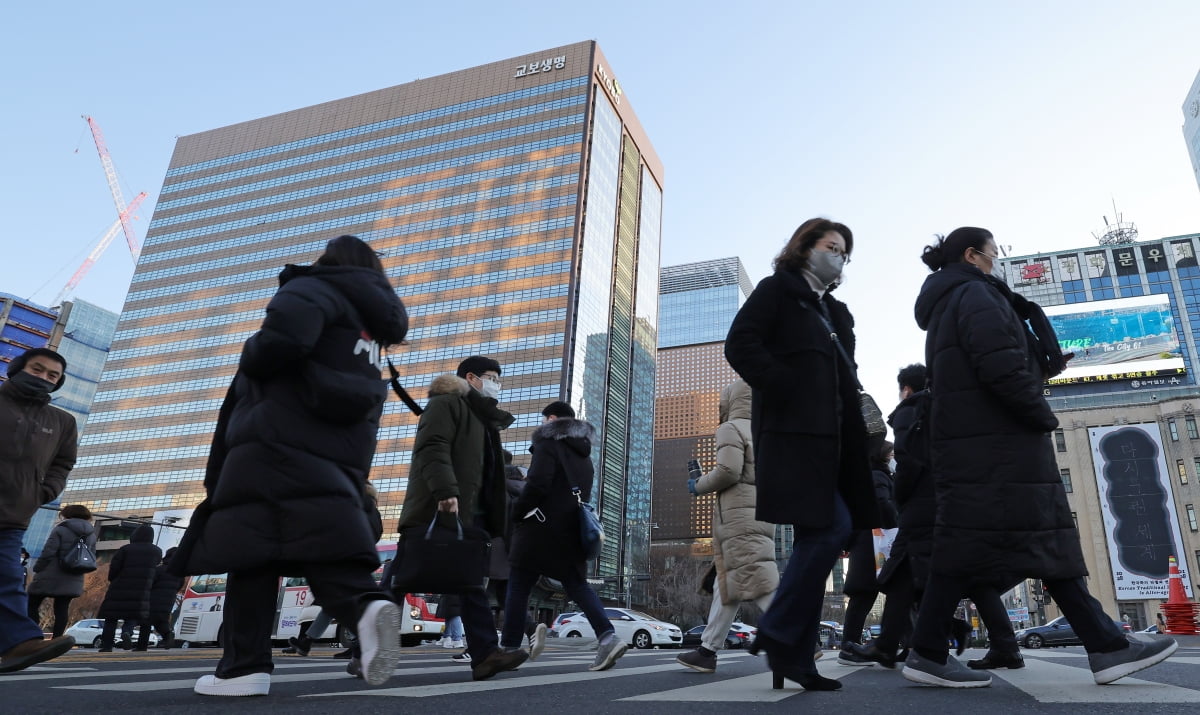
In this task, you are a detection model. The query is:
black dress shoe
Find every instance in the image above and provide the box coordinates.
[848,641,899,669]
[967,651,1025,670]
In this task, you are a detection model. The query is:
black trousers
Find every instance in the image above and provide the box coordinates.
[27,594,72,638]
[137,615,173,649]
[216,562,386,679]
[912,574,1123,657]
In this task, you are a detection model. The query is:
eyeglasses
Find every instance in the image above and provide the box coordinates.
[972,248,999,261]
[818,242,851,265]
[478,374,502,386]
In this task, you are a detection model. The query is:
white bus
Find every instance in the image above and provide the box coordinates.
[174,542,444,648]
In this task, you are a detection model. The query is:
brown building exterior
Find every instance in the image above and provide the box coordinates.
[60,41,663,590]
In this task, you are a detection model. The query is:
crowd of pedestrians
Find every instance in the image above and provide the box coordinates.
[0,227,1182,697]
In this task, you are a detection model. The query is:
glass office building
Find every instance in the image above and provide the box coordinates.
[1184,66,1200,194]
[61,41,663,595]
[997,234,1200,626]
[651,259,763,556]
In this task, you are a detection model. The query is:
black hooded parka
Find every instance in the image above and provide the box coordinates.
[914,262,1085,587]
[175,264,408,576]
[98,524,162,621]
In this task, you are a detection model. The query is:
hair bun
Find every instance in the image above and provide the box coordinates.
[921,240,947,271]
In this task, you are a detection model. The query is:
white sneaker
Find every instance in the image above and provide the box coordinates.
[193,673,270,696]
[357,600,401,687]
[528,623,548,661]
[450,639,465,648]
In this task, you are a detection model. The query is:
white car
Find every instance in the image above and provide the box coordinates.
[64,619,160,649]
[551,608,682,649]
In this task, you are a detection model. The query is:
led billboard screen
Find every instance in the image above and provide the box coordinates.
[1043,294,1185,385]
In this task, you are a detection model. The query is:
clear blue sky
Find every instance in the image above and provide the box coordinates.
[3,0,1199,400]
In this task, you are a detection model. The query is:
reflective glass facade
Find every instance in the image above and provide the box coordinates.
[61,42,663,593]
[650,258,756,562]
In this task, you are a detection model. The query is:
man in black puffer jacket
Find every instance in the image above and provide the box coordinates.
[98,524,162,651]
[137,547,184,650]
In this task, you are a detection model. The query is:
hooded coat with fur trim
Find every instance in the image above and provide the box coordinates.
[173,263,407,576]
[691,380,779,604]
[724,268,879,529]
[98,524,162,621]
[915,262,1083,587]
[507,417,597,579]
[397,374,515,537]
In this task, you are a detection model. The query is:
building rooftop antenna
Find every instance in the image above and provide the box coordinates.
[1093,199,1138,245]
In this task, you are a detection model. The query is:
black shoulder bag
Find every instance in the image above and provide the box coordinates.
[801,300,888,439]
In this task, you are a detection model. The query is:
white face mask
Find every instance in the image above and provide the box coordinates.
[477,378,501,401]
[807,250,846,285]
[888,458,897,472]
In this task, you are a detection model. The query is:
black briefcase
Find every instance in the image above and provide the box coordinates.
[390,514,490,593]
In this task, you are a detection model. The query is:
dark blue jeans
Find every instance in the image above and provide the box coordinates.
[758,493,852,673]
[1,528,44,652]
[500,565,612,648]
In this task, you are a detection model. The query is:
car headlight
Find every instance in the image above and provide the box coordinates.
[653,625,665,630]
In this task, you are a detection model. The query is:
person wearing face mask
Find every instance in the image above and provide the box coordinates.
[901,227,1177,688]
[0,348,79,672]
[398,355,528,681]
[725,218,881,692]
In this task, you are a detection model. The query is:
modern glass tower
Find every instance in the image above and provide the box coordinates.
[1184,66,1200,193]
[651,258,757,556]
[61,41,662,595]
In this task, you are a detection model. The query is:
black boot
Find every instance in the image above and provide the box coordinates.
[967,650,1025,670]
[284,634,313,656]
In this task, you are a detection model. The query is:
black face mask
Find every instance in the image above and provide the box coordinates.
[6,371,56,401]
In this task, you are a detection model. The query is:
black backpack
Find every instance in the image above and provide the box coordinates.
[60,535,98,574]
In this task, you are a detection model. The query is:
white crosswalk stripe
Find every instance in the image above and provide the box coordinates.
[992,655,1200,703]
[4,647,1196,705]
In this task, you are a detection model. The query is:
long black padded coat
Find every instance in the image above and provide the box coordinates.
[914,262,1085,588]
[98,524,162,621]
[507,418,597,581]
[724,268,879,530]
[877,392,938,592]
[174,264,407,576]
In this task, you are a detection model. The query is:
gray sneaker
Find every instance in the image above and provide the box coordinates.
[676,647,717,673]
[528,623,548,661]
[902,651,992,688]
[1088,636,1178,684]
[589,637,629,672]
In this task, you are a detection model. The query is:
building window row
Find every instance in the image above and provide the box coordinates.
[1060,468,1073,493]
[114,309,261,342]
[139,186,577,269]
[65,469,204,493]
[79,421,218,447]
[108,331,249,362]
[157,113,584,200]
[88,398,223,423]
[131,215,573,290]
[128,234,571,306]
[75,444,212,469]
[156,117,582,217]
[151,167,579,248]
[164,76,588,178]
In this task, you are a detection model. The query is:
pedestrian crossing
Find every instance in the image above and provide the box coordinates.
[5,646,1200,706]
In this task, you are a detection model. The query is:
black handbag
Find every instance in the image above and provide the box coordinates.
[59,535,98,574]
[574,490,605,561]
[390,514,490,593]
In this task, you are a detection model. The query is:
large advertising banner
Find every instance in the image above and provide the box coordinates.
[1088,424,1194,600]
[1044,294,1186,385]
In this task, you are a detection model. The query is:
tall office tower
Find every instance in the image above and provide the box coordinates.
[651,258,759,559]
[62,41,663,595]
[1184,66,1200,193]
[2,295,118,552]
[995,230,1200,628]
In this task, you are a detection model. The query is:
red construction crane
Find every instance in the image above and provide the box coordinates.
[54,192,146,306]
[82,115,142,262]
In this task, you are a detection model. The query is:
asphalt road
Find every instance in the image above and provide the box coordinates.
[3,638,1199,714]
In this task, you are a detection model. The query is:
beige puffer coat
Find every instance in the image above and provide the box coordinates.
[693,379,779,605]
